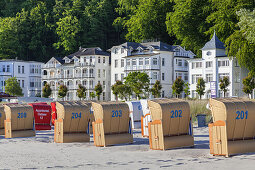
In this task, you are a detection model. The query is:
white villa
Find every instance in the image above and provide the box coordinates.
[0,59,43,97]
[42,47,111,101]
[188,32,248,99]
[109,41,196,100]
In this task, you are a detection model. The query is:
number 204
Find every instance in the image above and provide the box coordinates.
[171,110,182,118]
[236,111,248,120]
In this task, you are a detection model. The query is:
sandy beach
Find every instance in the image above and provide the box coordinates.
[0,127,254,170]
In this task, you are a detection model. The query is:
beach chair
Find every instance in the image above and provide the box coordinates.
[4,104,35,138]
[148,99,194,150]
[209,98,255,157]
[92,102,133,147]
[0,104,5,135]
[54,101,90,143]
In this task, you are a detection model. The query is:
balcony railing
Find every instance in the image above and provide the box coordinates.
[125,65,160,71]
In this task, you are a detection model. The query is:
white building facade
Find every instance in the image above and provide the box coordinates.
[42,47,111,101]
[0,59,43,97]
[188,32,248,99]
[110,42,195,100]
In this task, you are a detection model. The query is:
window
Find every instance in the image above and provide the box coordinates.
[90,56,93,63]
[7,65,10,72]
[145,58,149,65]
[234,71,240,83]
[206,74,213,83]
[98,69,101,78]
[206,51,212,56]
[152,72,158,79]
[115,60,118,68]
[184,73,188,81]
[184,61,188,67]
[218,60,230,67]
[192,62,202,69]
[177,59,182,66]
[176,73,182,79]
[139,58,143,65]
[162,90,165,98]
[206,61,213,68]
[115,74,118,81]
[22,66,24,73]
[2,65,5,72]
[18,80,20,86]
[22,80,24,88]
[132,59,136,66]
[90,80,94,88]
[103,57,105,63]
[121,48,124,54]
[114,48,118,54]
[30,82,35,87]
[82,80,87,86]
[103,92,105,101]
[127,59,131,66]
[98,57,101,63]
[192,74,202,84]
[162,58,165,66]
[121,59,124,67]
[18,66,21,73]
[219,73,229,80]
[162,73,165,81]
[103,69,106,78]
[121,73,124,81]
[152,58,158,65]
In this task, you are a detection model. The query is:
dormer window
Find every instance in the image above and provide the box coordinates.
[114,48,118,54]
[206,51,212,56]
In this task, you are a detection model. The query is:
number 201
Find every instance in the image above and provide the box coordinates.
[112,110,122,117]
[171,110,182,118]
[236,111,248,120]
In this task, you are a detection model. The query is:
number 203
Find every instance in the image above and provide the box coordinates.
[236,111,248,120]
[112,110,122,117]
[171,110,182,118]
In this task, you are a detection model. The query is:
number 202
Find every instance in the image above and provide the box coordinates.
[236,111,248,120]
[171,110,182,118]
[112,110,122,117]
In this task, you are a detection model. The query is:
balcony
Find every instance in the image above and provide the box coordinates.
[125,65,160,71]
[0,72,12,76]
[174,52,190,57]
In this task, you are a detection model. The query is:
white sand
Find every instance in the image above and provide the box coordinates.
[0,127,254,169]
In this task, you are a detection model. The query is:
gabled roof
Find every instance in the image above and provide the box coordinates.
[202,32,225,50]
[68,47,110,57]
[54,57,65,64]
[111,41,175,52]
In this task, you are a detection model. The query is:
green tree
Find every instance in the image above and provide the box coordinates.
[77,84,86,100]
[111,80,123,101]
[172,77,184,98]
[120,84,132,101]
[58,84,68,99]
[166,0,212,56]
[90,91,96,100]
[124,72,150,99]
[242,73,255,98]
[196,78,205,99]
[219,76,230,98]
[42,82,52,98]
[94,82,103,101]
[116,0,174,42]
[151,80,162,98]
[5,77,23,96]
[184,82,190,98]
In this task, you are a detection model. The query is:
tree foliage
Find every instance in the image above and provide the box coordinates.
[77,84,86,99]
[94,82,103,100]
[151,80,162,98]
[196,78,205,99]
[5,77,23,96]
[219,76,230,97]
[172,77,184,98]
[124,71,150,99]
[242,73,255,98]
[42,82,52,98]
[184,82,190,98]
[58,84,68,99]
